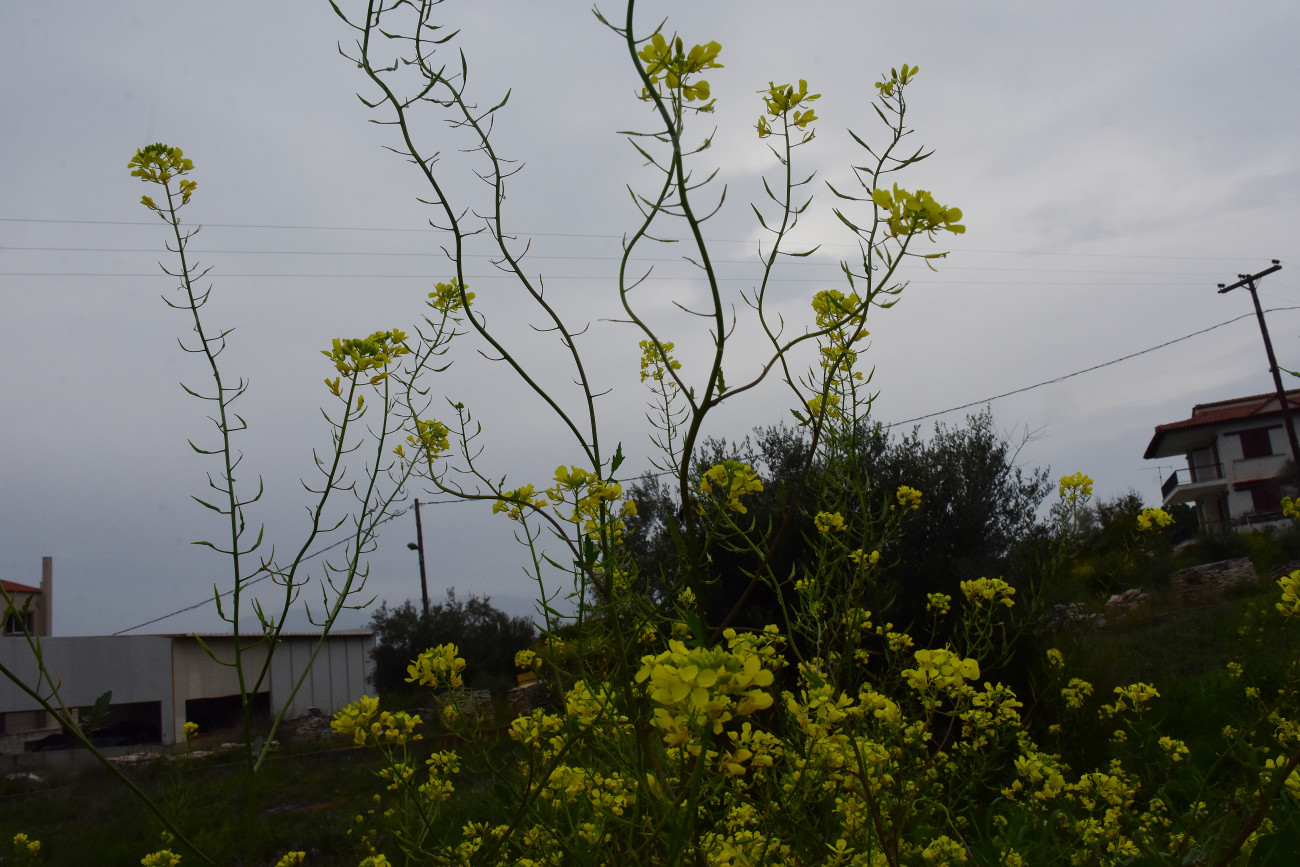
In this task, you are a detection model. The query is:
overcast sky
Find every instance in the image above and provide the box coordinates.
[3,1,1298,637]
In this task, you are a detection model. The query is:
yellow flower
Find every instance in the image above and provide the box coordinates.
[895,485,922,510]
[637,33,723,106]
[428,279,473,315]
[1135,507,1174,532]
[870,184,964,239]
[409,418,451,457]
[926,593,951,615]
[1158,736,1190,762]
[960,577,1015,608]
[638,339,682,383]
[1277,571,1300,618]
[140,851,182,867]
[1061,678,1093,710]
[635,639,775,743]
[1046,648,1065,671]
[902,648,979,694]
[813,511,847,534]
[183,721,199,740]
[321,330,410,380]
[1058,472,1093,503]
[700,461,763,514]
[128,143,194,185]
[406,644,466,690]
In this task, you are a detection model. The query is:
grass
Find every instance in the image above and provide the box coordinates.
[2,724,519,867]
[4,741,393,866]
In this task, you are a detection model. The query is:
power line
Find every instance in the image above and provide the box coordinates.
[887,306,1300,428]
[113,506,412,635]
[0,273,1220,287]
[0,216,1278,261]
[0,244,1245,277]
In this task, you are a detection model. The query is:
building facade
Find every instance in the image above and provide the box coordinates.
[1145,389,1300,532]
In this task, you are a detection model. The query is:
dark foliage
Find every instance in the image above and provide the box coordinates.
[625,409,1053,631]
[368,591,535,694]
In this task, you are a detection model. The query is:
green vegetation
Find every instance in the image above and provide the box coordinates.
[368,593,535,695]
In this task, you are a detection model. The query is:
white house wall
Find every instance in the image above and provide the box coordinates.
[267,635,373,720]
[0,636,175,734]
[1200,420,1293,524]
[2,633,373,746]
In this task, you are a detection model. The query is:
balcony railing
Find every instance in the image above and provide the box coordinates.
[1161,463,1224,501]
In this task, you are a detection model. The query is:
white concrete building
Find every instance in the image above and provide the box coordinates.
[0,632,373,746]
[1145,389,1300,532]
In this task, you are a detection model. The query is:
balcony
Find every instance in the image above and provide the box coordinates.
[1161,463,1226,505]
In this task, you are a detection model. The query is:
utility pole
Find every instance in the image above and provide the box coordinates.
[406,499,431,617]
[1218,260,1300,464]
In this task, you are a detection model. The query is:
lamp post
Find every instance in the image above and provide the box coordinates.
[407,498,430,617]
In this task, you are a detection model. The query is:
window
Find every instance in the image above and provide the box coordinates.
[1238,428,1274,460]
[3,611,31,636]
[1251,485,1282,515]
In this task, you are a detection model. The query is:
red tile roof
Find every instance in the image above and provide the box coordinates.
[1,579,41,595]
[1145,388,1300,458]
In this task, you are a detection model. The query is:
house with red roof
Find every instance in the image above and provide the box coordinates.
[1145,389,1300,532]
[1,557,52,638]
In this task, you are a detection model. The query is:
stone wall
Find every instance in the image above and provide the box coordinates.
[1167,557,1258,604]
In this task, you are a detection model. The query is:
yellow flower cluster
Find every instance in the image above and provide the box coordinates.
[1058,472,1093,503]
[1061,678,1094,710]
[756,79,820,138]
[322,330,410,385]
[406,417,451,458]
[811,289,866,331]
[636,639,775,744]
[870,184,965,239]
[805,392,842,422]
[491,483,548,521]
[1158,736,1190,762]
[926,592,952,615]
[1283,496,1300,519]
[700,461,764,514]
[902,648,980,695]
[1136,507,1174,532]
[12,834,39,857]
[814,511,847,534]
[182,721,199,740]
[330,694,424,748]
[848,548,881,566]
[140,851,182,867]
[637,33,723,105]
[1277,570,1300,618]
[638,339,682,383]
[874,63,919,97]
[1100,682,1160,718]
[960,577,1016,608]
[895,485,922,510]
[1263,757,1300,799]
[428,279,473,315]
[129,143,197,206]
[406,644,466,690]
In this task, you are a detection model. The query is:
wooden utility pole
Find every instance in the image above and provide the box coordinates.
[408,499,431,617]
[1218,261,1300,463]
